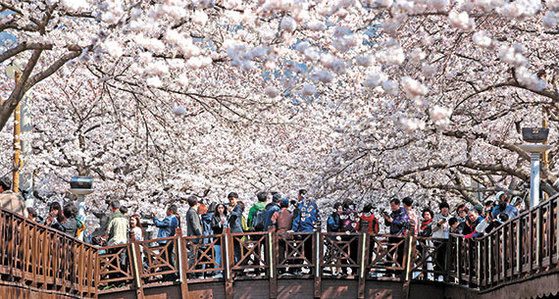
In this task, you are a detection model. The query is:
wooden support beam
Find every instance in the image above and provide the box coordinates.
[177,231,190,299]
[223,229,234,299]
[357,231,368,299]
[400,233,415,299]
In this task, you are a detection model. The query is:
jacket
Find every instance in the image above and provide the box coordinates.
[107,211,129,245]
[327,213,341,232]
[186,207,203,240]
[247,201,267,228]
[62,218,79,238]
[355,213,379,234]
[228,204,244,233]
[154,214,179,244]
[432,213,451,239]
[292,199,319,232]
[386,207,409,236]
[492,205,519,220]
[263,202,281,231]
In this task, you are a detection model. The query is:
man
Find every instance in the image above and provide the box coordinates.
[248,191,268,231]
[270,198,293,275]
[383,198,409,273]
[455,204,469,235]
[106,200,129,246]
[432,201,451,281]
[492,192,519,220]
[105,200,130,284]
[291,192,319,275]
[464,210,484,238]
[227,192,244,264]
[152,204,179,244]
[402,197,419,236]
[263,192,282,231]
[186,196,203,239]
[0,178,27,217]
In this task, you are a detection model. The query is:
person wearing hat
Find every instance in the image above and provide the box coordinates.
[492,192,519,220]
[263,192,282,231]
[0,177,27,218]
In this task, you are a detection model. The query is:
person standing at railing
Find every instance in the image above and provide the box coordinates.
[45,202,66,232]
[211,203,228,278]
[271,198,294,276]
[263,192,281,231]
[186,196,204,278]
[62,203,79,238]
[289,192,319,276]
[153,204,179,281]
[383,198,409,276]
[130,215,144,242]
[402,197,420,236]
[227,193,244,264]
[105,200,130,287]
[463,210,484,239]
[492,192,519,220]
[432,201,450,281]
[325,202,343,277]
[0,177,27,218]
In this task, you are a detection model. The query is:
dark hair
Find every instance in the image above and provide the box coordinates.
[228,192,238,200]
[280,199,289,208]
[63,203,77,219]
[0,177,9,191]
[497,213,509,223]
[271,192,281,203]
[27,207,37,218]
[130,214,144,238]
[299,189,307,196]
[422,208,434,219]
[290,199,297,207]
[50,202,65,222]
[168,204,178,214]
[237,201,245,210]
[390,198,400,205]
[187,196,198,207]
[215,203,228,216]
[119,206,129,214]
[484,200,494,207]
[362,203,373,213]
[110,200,121,210]
[333,202,343,211]
[208,202,217,213]
[402,197,413,207]
[257,191,268,202]
[439,201,450,210]
[456,203,468,213]
[448,217,458,226]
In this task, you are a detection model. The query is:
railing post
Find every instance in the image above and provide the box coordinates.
[401,231,415,299]
[223,228,234,299]
[268,231,277,299]
[128,232,144,299]
[536,208,542,269]
[455,236,461,283]
[357,229,368,299]
[176,230,190,299]
[516,218,521,276]
[313,230,322,298]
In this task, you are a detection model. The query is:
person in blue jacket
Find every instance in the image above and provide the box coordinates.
[290,193,320,273]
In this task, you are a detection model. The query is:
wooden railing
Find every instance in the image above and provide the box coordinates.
[0,208,98,298]
[448,195,559,291]
[1,196,558,298]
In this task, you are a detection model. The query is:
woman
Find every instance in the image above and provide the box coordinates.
[130,215,144,241]
[61,203,79,237]
[46,202,66,232]
[210,203,228,278]
[326,202,343,276]
[355,203,380,234]
[419,209,434,237]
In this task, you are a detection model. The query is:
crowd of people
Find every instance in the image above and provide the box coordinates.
[1,178,525,283]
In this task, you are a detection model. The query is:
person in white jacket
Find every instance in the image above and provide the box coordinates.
[431,201,451,281]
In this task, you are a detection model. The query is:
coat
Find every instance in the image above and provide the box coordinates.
[186,207,203,241]
[154,214,179,244]
[292,199,319,232]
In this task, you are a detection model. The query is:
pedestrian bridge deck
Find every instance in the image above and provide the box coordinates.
[0,196,558,298]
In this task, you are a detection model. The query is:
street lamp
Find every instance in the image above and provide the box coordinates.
[519,128,551,207]
[69,176,93,240]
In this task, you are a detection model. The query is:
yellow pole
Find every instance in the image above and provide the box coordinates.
[542,114,549,201]
[12,72,21,193]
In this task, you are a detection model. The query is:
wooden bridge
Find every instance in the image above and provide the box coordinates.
[0,197,558,299]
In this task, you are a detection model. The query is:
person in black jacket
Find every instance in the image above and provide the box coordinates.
[186,196,203,277]
[210,203,228,278]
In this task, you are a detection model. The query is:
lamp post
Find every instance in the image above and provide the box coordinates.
[6,58,23,193]
[69,176,93,241]
[520,127,552,208]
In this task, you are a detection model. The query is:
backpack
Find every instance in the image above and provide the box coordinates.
[251,209,267,231]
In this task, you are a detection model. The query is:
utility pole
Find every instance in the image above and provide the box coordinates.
[6,61,23,193]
